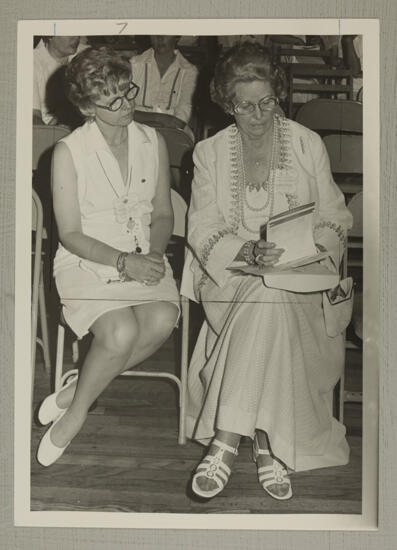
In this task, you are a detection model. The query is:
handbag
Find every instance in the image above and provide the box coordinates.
[322,277,355,337]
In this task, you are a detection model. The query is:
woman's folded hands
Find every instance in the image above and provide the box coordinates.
[125,252,166,285]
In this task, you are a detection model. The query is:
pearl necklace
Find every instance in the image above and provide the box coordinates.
[241,143,272,192]
[237,116,279,234]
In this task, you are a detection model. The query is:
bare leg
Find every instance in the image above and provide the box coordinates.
[125,301,179,370]
[194,429,241,493]
[56,302,178,408]
[50,302,178,448]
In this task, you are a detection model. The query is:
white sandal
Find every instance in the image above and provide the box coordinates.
[252,435,293,500]
[192,439,239,498]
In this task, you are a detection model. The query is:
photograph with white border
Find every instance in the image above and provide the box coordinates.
[15,18,379,530]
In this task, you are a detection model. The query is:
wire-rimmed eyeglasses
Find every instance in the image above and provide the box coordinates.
[92,82,140,112]
[232,95,279,115]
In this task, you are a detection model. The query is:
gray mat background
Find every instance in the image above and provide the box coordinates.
[1,0,395,548]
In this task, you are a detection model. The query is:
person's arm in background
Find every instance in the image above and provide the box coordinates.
[342,35,361,77]
[32,53,58,125]
[173,64,199,125]
[33,56,45,124]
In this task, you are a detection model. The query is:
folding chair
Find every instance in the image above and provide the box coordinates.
[322,134,363,196]
[295,98,362,135]
[344,192,363,340]
[32,190,51,404]
[33,124,71,170]
[32,124,70,403]
[338,191,363,422]
[54,189,190,445]
[296,99,363,196]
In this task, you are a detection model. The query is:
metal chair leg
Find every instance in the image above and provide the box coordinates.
[339,370,345,424]
[55,324,65,391]
[178,296,189,445]
[38,261,51,373]
[55,318,80,391]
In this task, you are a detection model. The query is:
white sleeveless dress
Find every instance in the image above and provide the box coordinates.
[53,120,179,339]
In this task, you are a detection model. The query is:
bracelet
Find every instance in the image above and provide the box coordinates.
[116,252,130,282]
[242,240,257,265]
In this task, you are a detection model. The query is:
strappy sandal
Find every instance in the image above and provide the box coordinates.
[192,439,239,498]
[252,434,293,500]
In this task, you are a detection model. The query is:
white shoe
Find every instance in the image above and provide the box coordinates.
[38,373,78,425]
[192,439,239,499]
[252,434,293,500]
[37,410,71,467]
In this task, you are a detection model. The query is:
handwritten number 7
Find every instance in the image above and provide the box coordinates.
[117,22,128,34]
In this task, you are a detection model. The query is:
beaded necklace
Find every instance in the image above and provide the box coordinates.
[96,148,142,252]
[237,115,279,234]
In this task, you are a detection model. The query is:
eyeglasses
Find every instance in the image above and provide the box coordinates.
[93,83,140,112]
[232,95,279,115]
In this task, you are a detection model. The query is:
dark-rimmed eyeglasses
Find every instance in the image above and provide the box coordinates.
[93,83,140,112]
[232,95,279,115]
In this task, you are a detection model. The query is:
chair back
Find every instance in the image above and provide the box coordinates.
[32,189,43,235]
[171,189,188,238]
[347,191,363,238]
[32,124,70,170]
[32,190,44,374]
[157,127,194,199]
[157,127,194,167]
[323,134,363,174]
[295,99,362,134]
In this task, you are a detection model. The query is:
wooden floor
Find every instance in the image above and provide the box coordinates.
[30,325,362,514]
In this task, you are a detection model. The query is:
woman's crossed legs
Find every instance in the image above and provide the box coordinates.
[49,301,179,448]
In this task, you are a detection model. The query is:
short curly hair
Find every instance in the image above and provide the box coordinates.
[212,42,287,112]
[65,46,132,113]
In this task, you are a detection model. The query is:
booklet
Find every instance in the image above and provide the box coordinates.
[262,202,323,268]
[227,202,339,292]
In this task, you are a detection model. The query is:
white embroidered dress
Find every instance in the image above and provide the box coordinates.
[54,120,179,339]
[181,115,353,472]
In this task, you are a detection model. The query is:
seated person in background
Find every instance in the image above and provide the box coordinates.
[130,35,198,137]
[342,35,363,101]
[33,36,86,125]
